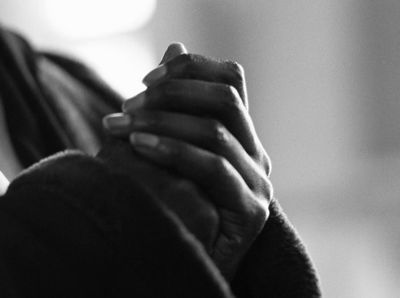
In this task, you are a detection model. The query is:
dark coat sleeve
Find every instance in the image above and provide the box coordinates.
[0,27,122,167]
[0,148,321,298]
[231,201,321,298]
[0,150,234,298]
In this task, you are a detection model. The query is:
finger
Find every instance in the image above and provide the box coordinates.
[129,132,272,212]
[159,42,188,64]
[148,174,219,252]
[122,80,258,156]
[143,53,248,109]
[103,111,269,190]
[106,144,218,251]
[128,132,271,278]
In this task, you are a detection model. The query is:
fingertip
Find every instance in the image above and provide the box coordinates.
[102,113,121,130]
[102,113,131,131]
[142,64,167,86]
[102,115,109,129]
[169,42,188,54]
[160,42,188,64]
[122,93,146,112]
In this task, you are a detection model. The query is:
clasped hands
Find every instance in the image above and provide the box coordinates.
[103,43,273,280]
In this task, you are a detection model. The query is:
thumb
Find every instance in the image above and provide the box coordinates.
[159,42,187,64]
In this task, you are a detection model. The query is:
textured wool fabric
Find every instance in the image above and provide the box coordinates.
[0,27,122,167]
[0,151,234,297]
[0,27,321,297]
[0,149,320,297]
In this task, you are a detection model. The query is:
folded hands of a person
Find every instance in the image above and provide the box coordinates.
[103,43,273,280]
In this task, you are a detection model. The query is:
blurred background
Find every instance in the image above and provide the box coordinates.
[1,0,399,296]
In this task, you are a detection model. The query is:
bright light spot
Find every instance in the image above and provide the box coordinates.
[0,171,9,196]
[0,0,158,98]
[69,36,157,98]
[42,0,157,40]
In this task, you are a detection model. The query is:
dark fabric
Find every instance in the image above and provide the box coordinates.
[0,27,321,297]
[0,27,122,167]
[0,151,233,297]
[232,202,321,298]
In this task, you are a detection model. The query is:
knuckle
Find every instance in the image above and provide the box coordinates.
[249,173,273,203]
[219,84,242,114]
[219,83,237,97]
[253,202,270,226]
[208,120,230,147]
[263,154,272,176]
[227,60,245,82]
[211,156,231,176]
[253,147,272,177]
[243,197,270,231]
[261,176,274,203]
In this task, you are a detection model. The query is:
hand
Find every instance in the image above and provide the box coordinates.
[98,139,219,252]
[101,44,220,254]
[103,44,273,279]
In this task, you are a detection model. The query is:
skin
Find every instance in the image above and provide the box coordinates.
[103,43,273,280]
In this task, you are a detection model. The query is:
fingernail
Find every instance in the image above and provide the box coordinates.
[103,113,130,129]
[122,93,145,112]
[130,133,159,148]
[142,65,167,86]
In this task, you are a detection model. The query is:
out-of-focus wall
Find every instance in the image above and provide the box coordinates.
[149,1,400,297]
